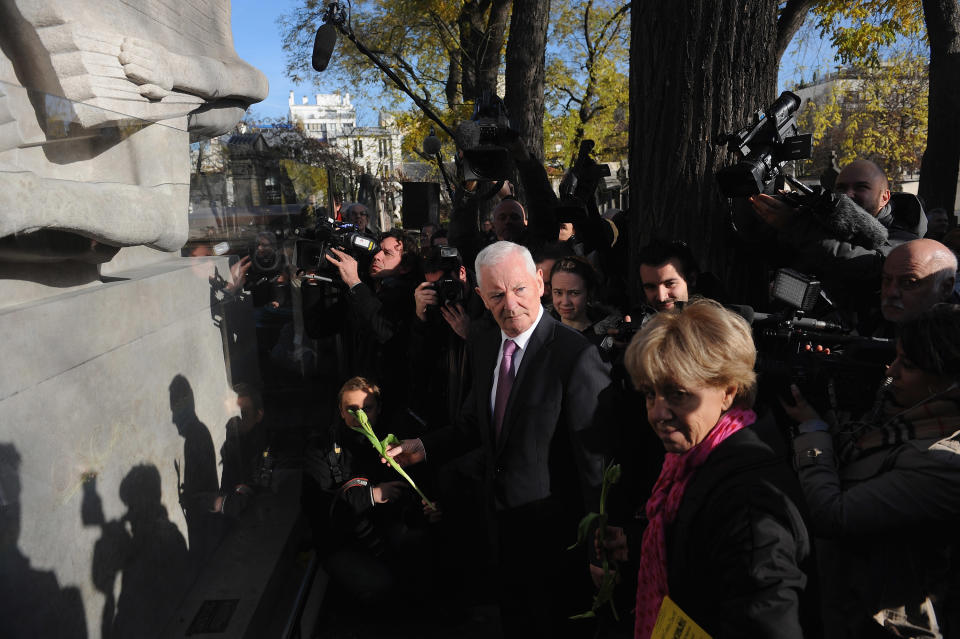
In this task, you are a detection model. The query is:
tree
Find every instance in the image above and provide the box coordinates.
[801,0,960,212]
[918,0,960,213]
[545,0,630,164]
[629,0,781,303]
[278,1,508,113]
[796,54,929,188]
[504,0,551,164]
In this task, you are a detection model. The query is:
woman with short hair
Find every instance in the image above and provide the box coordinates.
[619,299,816,638]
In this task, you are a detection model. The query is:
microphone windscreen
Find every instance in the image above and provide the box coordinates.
[423,135,442,155]
[312,22,337,72]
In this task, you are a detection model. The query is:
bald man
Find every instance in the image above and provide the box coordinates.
[747,159,926,297]
[833,159,891,217]
[491,199,527,243]
[881,239,958,323]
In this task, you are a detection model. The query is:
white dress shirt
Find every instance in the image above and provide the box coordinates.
[489,305,545,415]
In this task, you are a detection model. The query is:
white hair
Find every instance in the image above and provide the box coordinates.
[475,241,537,288]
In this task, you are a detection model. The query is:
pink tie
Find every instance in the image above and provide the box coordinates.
[493,339,517,440]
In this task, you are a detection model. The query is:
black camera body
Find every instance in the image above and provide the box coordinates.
[559,139,611,211]
[717,91,813,198]
[750,269,893,414]
[294,218,377,279]
[427,246,465,306]
[455,91,519,183]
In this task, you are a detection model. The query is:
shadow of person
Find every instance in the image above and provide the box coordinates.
[0,443,88,638]
[87,464,190,639]
[169,375,221,569]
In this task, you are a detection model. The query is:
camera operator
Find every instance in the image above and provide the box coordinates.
[747,159,926,296]
[409,247,488,429]
[308,230,421,411]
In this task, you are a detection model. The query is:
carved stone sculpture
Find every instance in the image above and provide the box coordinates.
[0,0,268,260]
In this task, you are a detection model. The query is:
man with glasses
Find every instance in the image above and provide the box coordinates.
[343,203,376,239]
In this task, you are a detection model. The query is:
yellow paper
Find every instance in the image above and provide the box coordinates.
[650,595,711,639]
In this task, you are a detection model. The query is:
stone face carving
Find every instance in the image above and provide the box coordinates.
[0,0,268,258]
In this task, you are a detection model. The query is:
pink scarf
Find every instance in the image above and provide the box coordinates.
[633,408,757,639]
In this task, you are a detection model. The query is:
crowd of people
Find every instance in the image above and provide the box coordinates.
[215,147,960,638]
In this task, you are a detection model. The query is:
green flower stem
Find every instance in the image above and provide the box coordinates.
[348,409,437,511]
[569,460,621,620]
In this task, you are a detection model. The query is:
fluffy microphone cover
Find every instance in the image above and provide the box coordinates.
[806,192,888,250]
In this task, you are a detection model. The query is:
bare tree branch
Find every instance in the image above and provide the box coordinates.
[776,0,818,62]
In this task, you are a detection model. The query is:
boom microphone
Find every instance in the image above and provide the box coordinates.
[312,21,337,72]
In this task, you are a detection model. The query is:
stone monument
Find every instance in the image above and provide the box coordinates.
[0,2,266,636]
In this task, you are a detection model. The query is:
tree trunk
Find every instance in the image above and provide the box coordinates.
[459,0,511,102]
[919,0,960,215]
[629,0,779,305]
[504,0,550,164]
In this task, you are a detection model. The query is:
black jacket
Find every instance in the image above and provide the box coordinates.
[665,418,820,639]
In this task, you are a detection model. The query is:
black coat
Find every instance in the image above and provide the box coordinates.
[421,311,611,518]
[664,418,820,639]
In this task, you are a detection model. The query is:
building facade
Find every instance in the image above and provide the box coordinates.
[288,92,403,227]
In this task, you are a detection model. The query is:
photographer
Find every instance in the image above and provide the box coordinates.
[409,246,488,428]
[246,231,290,309]
[307,230,420,410]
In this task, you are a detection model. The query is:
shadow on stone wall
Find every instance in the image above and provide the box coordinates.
[84,464,189,639]
[0,443,88,638]
[169,374,223,570]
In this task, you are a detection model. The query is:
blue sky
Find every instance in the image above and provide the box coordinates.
[231,1,839,124]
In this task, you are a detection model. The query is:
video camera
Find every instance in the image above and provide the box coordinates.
[556,139,611,224]
[294,217,378,282]
[717,91,813,198]
[747,269,894,414]
[455,91,519,184]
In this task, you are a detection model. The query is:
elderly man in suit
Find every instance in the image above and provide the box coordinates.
[388,241,611,638]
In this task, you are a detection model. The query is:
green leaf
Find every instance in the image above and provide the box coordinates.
[381,432,401,449]
[568,610,596,620]
[348,409,437,510]
[567,512,602,550]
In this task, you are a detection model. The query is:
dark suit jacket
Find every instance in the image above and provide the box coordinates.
[421,311,611,518]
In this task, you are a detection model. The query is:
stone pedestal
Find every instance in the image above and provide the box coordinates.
[0,255,259,638]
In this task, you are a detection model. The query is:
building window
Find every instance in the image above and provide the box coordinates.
[353,139,363,158]
[378,138,388,158]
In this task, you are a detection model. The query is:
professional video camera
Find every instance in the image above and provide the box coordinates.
[717,91,813,198]
[294,217,377,282]
[745,269,894,414]
[454,91,519,184]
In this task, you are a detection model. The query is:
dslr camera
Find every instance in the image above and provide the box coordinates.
[426,246,465,306]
